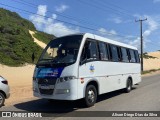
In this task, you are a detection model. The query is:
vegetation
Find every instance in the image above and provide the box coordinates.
[143,52,157,59]
[0,8,50,66]
[33,31,56,44]
[142,68,160,74]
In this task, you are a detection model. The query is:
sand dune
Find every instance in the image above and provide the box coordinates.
[143,51,160,70]
[0,64,35,105]
[147,51,160,59]
[29,30,47,49]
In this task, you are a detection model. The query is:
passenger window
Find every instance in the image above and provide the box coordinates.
[81,40,98,62]
[134,50,140,63]
[121,47,129,62]
[109,44,119,62]
[129,49,136,62]
[98,42,109,60]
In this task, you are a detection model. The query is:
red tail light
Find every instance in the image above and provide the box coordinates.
[1,80,8,85]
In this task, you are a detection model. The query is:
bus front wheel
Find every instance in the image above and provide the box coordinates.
[125,78,132,93]
[85,85,97,107]
[0,92,5,107]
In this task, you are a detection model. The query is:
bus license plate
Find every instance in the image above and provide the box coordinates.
[39,85,54,89]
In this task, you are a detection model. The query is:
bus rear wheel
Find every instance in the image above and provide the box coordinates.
[125,78,132,93]
[85,85,97,107]
[0,92,5,107]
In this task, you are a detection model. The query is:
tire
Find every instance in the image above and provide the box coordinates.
[85,85,97,107]
[125,78,132,93]
[0,92,5,108]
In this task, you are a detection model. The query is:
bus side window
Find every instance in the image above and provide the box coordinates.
[81,40,98,62]
[121,47,129,62]
[129,49,136,63]
[98,42,109,60]
[87,40,98,60]
[134,50,140,63]
[109,44,119,62]
[117,47,122,61]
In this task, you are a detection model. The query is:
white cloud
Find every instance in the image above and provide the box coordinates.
[113,17,122,24]
[129,15,159,51]
[98,28,117,36]
[37,5,47,16]
[107,17,123,24]
[30,5,79,37]
[55,4,69,13]
[110,30,117,35]
[153,0,160,3]
[29,5,47,29]
[44,22,79,37]
[143,16,158,37]
[129,37,141,51]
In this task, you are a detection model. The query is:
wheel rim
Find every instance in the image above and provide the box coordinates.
[0,95,3,105]
[128,81,131,91]
[87,89,95,103]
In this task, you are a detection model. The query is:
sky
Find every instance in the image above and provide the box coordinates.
[0,0,160,52]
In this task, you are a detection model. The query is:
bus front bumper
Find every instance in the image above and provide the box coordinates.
[33,80,78,100]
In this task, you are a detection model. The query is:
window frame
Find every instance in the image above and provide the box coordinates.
[134,50,140,63]
[108,44,120,62]
[80,38,99,64]
[129,49,136,63]
[80,38,140,64]
[98,41,110,61]
[120,47,130,63]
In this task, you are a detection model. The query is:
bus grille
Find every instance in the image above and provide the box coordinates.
[38,78,57,85]
[38,78,57,95]
[39,88,54,95]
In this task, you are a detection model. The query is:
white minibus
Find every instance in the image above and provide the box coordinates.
[33,33,141,107]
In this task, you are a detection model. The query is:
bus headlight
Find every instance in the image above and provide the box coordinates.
[57,76,76,83]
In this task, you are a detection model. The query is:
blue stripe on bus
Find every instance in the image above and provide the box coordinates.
[36,68,64,78]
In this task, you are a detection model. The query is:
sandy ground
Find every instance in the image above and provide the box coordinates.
[29,30,47,49]
[0,30,160,107]
[0,30,46,106]
[0,64,36,106]
[143,52,160,70]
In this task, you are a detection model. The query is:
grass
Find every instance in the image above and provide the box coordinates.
[142,68,160,74]
[143,53,157,59]
[0,8,43,66]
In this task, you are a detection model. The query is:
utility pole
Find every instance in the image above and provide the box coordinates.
[135,18,147,72]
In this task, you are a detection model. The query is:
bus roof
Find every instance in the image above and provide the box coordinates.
[56,33,137,50]
[83,33,137,50]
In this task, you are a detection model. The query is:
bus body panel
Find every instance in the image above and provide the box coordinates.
[78,61,141,99]
[33,64,79,100]
[33,78,78,100]
[33,33,141,101]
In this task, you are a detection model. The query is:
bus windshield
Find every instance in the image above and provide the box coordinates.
[37,35,83,67]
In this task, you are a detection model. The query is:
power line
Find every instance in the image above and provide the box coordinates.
[12,0,110,29]
[77,0,135,19]
[93,0,134,18]
[0,2,138,40]
[11,0,139,39]
[1,2,160,53]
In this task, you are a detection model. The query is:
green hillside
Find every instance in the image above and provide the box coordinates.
[0,8,55,66]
